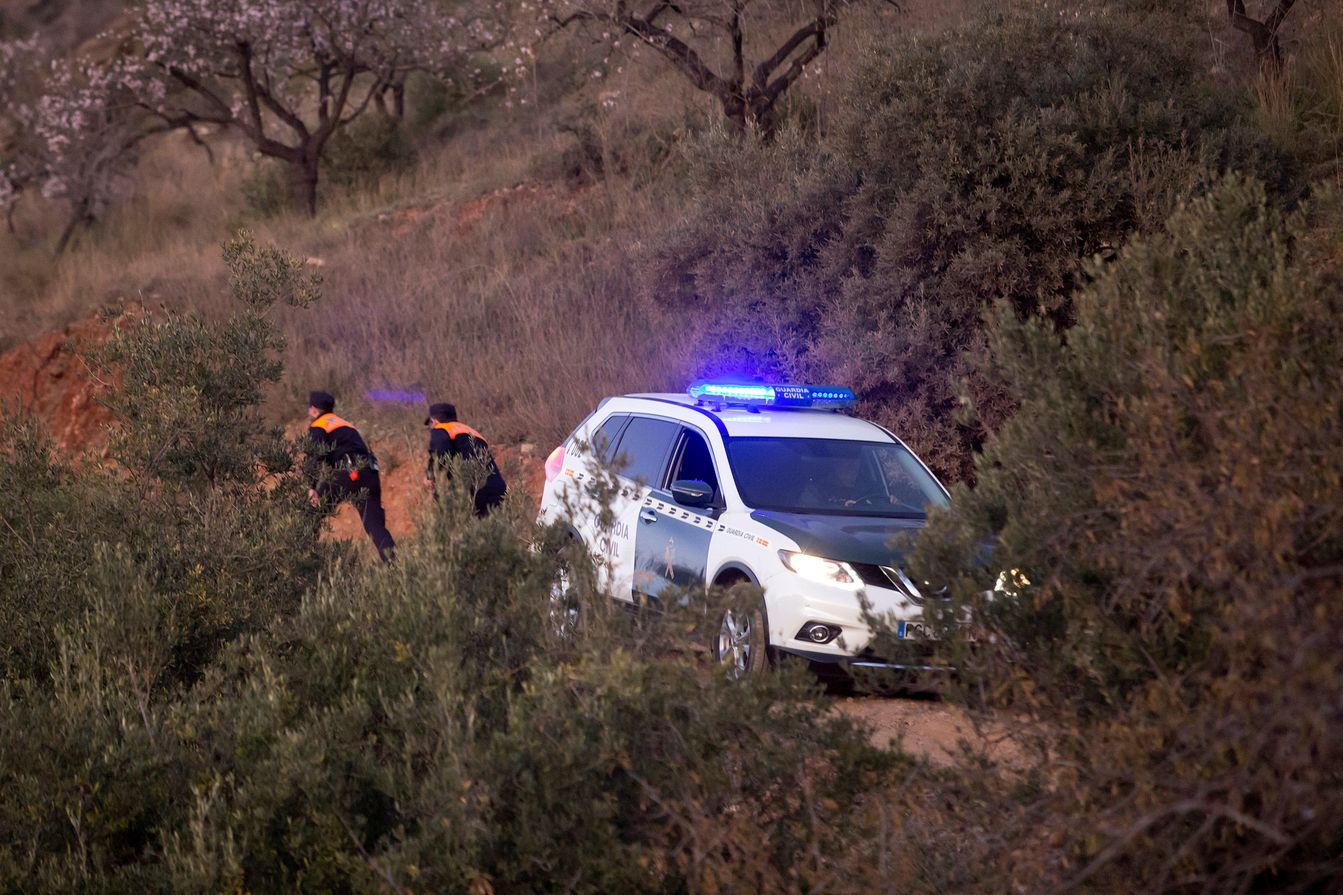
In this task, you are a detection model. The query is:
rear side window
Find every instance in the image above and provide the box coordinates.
[590,413,629,464]
[611,416,680,486]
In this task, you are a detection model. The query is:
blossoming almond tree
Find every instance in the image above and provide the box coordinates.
[0,37,37,235]
[129,0,489,215]
[2,39,159,251]
[536,0,892,133]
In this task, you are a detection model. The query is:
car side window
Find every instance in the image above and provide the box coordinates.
[670,428,720,500]
[611,416,680,486]
[591,413,629,465]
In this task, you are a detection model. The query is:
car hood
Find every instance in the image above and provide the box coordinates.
[750,511,924,567]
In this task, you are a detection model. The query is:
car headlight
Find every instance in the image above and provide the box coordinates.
[778,550,862,589]
[992,567,1031,598]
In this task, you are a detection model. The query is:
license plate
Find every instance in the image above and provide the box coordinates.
[896,620,928,640]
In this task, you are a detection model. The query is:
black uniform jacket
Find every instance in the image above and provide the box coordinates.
[428,421,506,494]
[307,413,377,486]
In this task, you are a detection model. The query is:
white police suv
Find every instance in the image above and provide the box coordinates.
[538,382,951,679]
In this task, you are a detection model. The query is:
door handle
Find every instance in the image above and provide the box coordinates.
[639,509,658,525]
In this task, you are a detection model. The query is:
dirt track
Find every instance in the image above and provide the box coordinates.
[834,693,1023,767]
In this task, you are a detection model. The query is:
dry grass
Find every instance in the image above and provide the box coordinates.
[275,172,693,447]
[0,64,701,445]
[1296,6,1343,167]
[1251,65,1300,147]
[0,0,975,445]
[0,132,252,344]
[1235,3,1343,175]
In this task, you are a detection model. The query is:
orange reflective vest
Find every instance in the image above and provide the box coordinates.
[311,413,356,434]
[432,421,488,444]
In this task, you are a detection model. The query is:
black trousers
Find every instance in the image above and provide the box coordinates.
[320,469,396,562]
[473,484,506,517]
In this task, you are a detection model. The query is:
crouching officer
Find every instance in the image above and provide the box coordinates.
[305,390,396,562]
[424,402,507,516]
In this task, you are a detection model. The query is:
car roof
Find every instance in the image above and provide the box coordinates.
[616,393,894,441]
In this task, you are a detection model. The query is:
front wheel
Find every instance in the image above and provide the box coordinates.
[712,604,768,680]
[548,538,593,640]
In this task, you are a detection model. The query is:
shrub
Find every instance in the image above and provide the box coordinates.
[645,3,1294,481]
[323,113,415,191]
[241,160,293,218]
[0,231,329,688]
[0,466,898,890]
[551,104,690,184]
[896,178,1343,893]
[0,415,123,682]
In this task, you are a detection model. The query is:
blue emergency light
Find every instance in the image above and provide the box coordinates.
[688,381,856,410]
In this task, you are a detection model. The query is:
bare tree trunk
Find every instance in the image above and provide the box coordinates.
[1228,0,1299,72]
[54,197,92,256]
[715,88,789,137]
[374,73,408,121]
[555,1,839,139]
[747,95,779,136]
[290,156,320,216]
[721,94,748,132]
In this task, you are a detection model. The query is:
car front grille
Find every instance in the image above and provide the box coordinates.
[851,562,898,591]
[850,563,949,605]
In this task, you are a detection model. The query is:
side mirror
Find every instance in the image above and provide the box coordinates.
[670,479,714,508]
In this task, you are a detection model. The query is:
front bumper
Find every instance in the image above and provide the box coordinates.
[776,644,947,673]
[762,574,924,660]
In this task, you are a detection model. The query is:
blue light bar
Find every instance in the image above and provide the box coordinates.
[687,381,856,410]
[692,382,777,402]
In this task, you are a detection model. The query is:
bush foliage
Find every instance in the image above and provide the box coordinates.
[896,178,1343,893]
[4,2,1343,892]
[646,5,1293,480]
[0,233,327,688]
[0,236,900,892]
[0,451,898,892]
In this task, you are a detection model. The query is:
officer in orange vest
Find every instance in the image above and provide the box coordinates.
[306,390,396,562]
[424,402,507,516]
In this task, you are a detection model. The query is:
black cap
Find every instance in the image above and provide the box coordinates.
[424,402,456,425]
[308,390,335,413]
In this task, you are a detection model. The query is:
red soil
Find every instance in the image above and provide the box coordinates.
[322,439,546,556]
[0,307,138,453]
[0,306,545,557]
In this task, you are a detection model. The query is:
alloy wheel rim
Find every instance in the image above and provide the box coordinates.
[549,567,579,637]
[717,609,753,679]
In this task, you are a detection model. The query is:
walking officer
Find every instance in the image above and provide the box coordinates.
[305,390,396,562]
[424,402,507,516]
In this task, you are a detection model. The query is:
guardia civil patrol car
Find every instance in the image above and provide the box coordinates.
[537,381,951,679]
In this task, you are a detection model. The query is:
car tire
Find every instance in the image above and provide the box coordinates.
[809,660,856,696]
[548,537,592,640]
[712,600,768,680]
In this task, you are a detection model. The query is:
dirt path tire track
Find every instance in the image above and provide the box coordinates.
[833,693,1023,767]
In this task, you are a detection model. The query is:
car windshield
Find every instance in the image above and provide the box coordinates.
[726,437,949,517]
